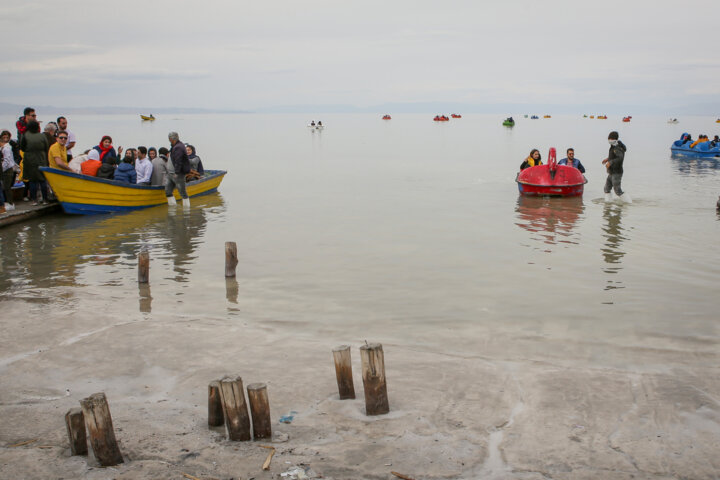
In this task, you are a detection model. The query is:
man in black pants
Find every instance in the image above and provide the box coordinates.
[602,131,630,203]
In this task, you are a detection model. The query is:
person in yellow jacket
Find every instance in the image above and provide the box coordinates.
[690,135,709,149]
[520,149,542,170]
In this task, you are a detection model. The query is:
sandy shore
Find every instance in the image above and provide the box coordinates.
[1,295,719,480]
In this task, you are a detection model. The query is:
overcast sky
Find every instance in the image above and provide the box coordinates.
[3,0,719,111]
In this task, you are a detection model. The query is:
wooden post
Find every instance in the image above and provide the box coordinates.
[64,408,87,456]
[247,383,271,440]
[80,392,124,466]
[218,376,251,441]
[138,251,150,284]
[332,345,355,400]
[225,242,238,277]
[138,283,152,313]
[208,381,224,427]
[360,343,389,416]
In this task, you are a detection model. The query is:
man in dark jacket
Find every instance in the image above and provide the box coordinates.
[16,107,36,141]
[601,131,630,202]
[166,131,190,206]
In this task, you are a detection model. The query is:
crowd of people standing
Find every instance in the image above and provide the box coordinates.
[1,107,206,213]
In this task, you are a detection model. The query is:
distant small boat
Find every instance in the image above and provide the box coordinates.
[451,114,462,118]
[715,119,720,123]
[590,115,595,119]
[667,118,679,124]
[433,115,449,122]
[524,115,528,118]
[597,115,608,119]
[502,117,515,127]
[140,114,155,121]
[382,115,392,120]
[622,116,632,122]
[530,115,539,120]
[583,114,588,118]
[543,115,551,118]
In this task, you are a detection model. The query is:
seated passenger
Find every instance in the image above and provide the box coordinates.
[558,148,585,173]
[681,134,693,145]
[68,150,88,174]
[114,156,137,184]
[185,144,204,174]
[690,135,709,149]
[711,135,720,148]
[135,146,153,185]
[81,149,102,176]
[151,147,169,186]
[93,135,119,163]
[520,149,542,170]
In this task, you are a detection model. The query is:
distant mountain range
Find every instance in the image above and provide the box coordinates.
[1,101,718,116]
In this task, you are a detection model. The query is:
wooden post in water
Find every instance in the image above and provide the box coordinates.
[208,380,224,427]
[79,393,124,466]
[64,408,87,456]
[332,345,355,399]
[247,383,272,440]
[138,251,150,284]
[225,242,238,277]
[359,343,389,416]
[218,376,251,441]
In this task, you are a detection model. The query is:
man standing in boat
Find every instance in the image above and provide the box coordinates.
[602,131,629,202]
[166,131,191,207]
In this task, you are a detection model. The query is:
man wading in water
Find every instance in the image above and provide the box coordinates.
[602,131,630,203]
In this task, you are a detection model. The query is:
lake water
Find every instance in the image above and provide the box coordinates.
[1,113,719,366]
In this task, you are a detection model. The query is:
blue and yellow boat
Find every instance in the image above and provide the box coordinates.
[40,167,226,214]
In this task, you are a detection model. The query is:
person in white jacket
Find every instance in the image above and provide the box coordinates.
[135,146,154,185]
[1,129,21,211]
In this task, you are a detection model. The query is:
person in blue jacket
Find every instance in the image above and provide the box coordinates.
[558,148,585,173]
[114,155,137,184]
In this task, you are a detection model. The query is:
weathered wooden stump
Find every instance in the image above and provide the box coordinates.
[332,345,355,400]
[138,251,150,283]
[138,283,152,313]
[64,408,87,455]
[208,381,224,427]
[225,242,238,277]
[360,343,389,415]
[247,383,272,439]
[218,376,251,441]
[79,392,124,466]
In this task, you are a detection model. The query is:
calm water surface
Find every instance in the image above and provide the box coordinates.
[0,114,718,351]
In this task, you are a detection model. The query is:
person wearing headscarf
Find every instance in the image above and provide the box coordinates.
[93,135,120,163]
[185,144,204,174]
[81,149,102,176]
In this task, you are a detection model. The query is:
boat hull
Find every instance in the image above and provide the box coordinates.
[40,167,226,215]
[516,165,587,197]
[670,141,720,158]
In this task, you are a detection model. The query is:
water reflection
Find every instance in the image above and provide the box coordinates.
[670,156,720,176]
[601,203,628,290]
[514,195,585,246]
[0,194,225,297]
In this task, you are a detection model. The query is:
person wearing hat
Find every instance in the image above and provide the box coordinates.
[602,131,629,202]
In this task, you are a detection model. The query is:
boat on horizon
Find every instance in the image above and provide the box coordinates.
[140,114,155,121]
[516,148,587,197]
[40,167,227,215]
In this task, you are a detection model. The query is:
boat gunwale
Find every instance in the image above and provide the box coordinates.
[514,172,588,188]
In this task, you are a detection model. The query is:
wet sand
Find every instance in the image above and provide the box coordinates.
[1,298,718,480]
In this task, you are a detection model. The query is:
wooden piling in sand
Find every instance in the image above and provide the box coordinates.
[218,376,251,441]
[208,381,224,427]
[225,242,238,277]
[64,408,87,455]
[79,393,124,466]
[247,383,272,439]
[360,343,389,415]
[138,251,150,283]
[332,345,356,400]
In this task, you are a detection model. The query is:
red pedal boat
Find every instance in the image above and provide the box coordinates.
[515,148,587,197]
